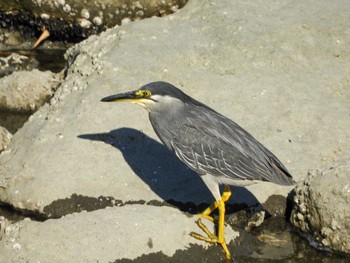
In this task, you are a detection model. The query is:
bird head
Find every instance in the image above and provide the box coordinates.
[101,81,188,112]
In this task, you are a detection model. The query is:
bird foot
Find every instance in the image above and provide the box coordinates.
[195,213,214,222]
[190,185,233,261]
[190,218,232,261]
[190,218,217,241]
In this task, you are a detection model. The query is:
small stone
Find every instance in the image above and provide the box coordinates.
[56,0,65,5]
[330,219,340,231]
[121,17,131,25]
[13,243,21,250]
[93,16,103,26]
[81,8,90,19]
[78,19,92,29]
[136,10,144,17]
[296,212,304,221]
[0,127,12,152]
[245,211,265,230]
[63,4,71,13]
[40,13,50,19]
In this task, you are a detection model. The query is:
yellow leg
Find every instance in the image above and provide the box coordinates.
[196,201,218,222]
[190,185,233,261]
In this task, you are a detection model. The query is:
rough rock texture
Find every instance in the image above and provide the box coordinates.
[291,161,350,254]
[0,0,350,261]
[0,0,187,50]
[0,53,39,78]
[0,126,12,152]
[0,205,237,262]
[0,69,61,112]
[0,0,186,27]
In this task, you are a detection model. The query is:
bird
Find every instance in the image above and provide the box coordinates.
[101,81,294,261]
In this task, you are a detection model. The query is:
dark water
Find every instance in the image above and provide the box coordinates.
[0,48,66,78]
[232,217,349,263]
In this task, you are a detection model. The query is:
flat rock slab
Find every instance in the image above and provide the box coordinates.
[0,204,238,262]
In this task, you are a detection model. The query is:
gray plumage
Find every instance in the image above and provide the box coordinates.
[145,82,294,187]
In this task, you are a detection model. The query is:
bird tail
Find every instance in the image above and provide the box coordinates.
[271,160,295,186]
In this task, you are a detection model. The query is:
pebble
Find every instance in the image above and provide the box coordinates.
[13,243,21,250]
[40,13,50,19]
[78,18,92,29]
[93,16,103,26]
[63,4,71,13]
[81,8,90,19]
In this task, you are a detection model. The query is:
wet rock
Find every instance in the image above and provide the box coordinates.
[246,211,265,231]
[263,194,291,217]
[291,161,350,254]
[0,0,187,48]
[0,49,66,78]
[253,217,295,260]
[0,69,61,113]
[0,52,39,77]
[0,126,12,152]
[0,0,187,27]
[232,216,295,261]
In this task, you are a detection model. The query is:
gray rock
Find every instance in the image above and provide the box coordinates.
[291,161,350,254]
[0,126,12,152]
[0,205,238,262]
[0,69,61,112]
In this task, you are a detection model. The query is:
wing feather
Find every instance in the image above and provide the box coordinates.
[150,102,294,186]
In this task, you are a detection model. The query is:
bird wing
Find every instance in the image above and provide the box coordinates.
[167,107,294,186]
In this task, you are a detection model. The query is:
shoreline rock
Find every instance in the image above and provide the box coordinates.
[291,161,350,254]
[0,126,12,152]
[0,205,238,262]
[0,69,61,113]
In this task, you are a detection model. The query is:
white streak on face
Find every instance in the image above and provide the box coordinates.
[153,95,183,105]
[132,98,155,111]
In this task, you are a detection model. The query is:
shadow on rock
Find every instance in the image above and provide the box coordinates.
[78,127,259,213]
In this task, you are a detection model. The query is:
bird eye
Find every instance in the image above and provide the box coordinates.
[144,90,151,97]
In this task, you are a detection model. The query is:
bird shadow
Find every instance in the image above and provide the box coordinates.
[78,128,259,213]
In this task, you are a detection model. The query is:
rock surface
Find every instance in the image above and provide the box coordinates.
[0,0,350,261]
[0,205,237,262]
[0,0,186,49]
[291,160,350,254]
[0,126,12,152]
[0,69,61,112]
[1,0,186,27]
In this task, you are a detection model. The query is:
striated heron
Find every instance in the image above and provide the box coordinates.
[101,81,294,261]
